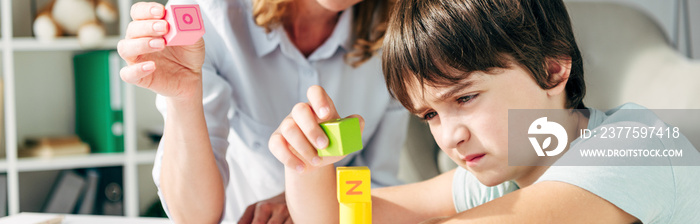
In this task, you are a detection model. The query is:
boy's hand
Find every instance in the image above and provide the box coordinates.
[118,2,205,100]
[269,85,365,173]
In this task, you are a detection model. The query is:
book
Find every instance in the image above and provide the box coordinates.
[0,213,64,224]
[0,78,4,158]
[73,50,124,153]
[18,136,89,158]
[42,170,86,214]
[76,169,99,214]
[0,174,6,217]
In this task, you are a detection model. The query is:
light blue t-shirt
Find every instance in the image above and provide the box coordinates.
[453,103,700,223]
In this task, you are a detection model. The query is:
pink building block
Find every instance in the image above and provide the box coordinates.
[164,4,205,46]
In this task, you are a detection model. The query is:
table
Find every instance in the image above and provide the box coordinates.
[0,212,171,224]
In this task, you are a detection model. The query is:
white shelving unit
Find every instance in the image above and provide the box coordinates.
[0,0,165,218]
[0,37,122,51]
[0,150,157,173]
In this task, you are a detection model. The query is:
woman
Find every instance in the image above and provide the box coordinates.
[117,0,406,223]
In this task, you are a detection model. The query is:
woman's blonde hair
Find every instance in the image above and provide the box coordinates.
[252,0,394,67]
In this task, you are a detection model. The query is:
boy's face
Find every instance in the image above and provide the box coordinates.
[409,62,558,186]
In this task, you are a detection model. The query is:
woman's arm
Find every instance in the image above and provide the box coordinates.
[159,95,225,224]
[119,2,224,223]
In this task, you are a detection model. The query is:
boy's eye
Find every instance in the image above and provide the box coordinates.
[457,94,478,104]
[423,111,437,120]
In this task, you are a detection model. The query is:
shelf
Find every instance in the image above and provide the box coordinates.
[0,150,157,173]
[1,36,120,51]
[135,149,158,165]
[0,0,152,217]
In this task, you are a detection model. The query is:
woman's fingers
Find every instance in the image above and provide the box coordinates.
[125,20,169,39]
[266,204,290,224]
[237,203,255,224]
[120,61,155,86]
[251,203,272,224]
[130,2,165,20]
[117,37,165,61]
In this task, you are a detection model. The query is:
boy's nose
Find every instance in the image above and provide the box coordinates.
[442,121,469,149]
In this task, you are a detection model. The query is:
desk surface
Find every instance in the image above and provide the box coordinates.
[0,212,171,224]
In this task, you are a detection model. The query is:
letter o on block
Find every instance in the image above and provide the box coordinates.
[164,4,205,46]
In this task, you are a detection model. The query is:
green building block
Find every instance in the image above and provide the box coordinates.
[318,117,363,157]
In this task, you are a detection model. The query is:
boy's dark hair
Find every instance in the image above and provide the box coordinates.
[383,0,586,112]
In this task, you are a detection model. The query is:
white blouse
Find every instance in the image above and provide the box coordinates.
[153,0,409,222]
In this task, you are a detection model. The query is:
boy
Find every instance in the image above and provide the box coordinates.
[269,0,700,223]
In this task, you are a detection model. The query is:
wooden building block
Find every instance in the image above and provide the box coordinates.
[318,118,363,157]
[164,4,205,46]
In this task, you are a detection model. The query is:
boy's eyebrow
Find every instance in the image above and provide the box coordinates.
[436,80,477,101]
[411,80,477,115]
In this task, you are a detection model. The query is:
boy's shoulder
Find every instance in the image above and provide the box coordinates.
[600,102,659,126]
[585,103,690,146]
[570,102,699,165]
[539,103,700,223]
[577,103,666,149]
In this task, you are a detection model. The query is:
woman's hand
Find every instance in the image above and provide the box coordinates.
[269,85,365,173]
[117,2,205,100]
[238,192,293,224]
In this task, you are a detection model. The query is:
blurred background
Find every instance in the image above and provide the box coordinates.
[0,0,696,220]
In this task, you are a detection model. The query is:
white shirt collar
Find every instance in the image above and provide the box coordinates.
[246,9,281,57]
[247,6,354,59]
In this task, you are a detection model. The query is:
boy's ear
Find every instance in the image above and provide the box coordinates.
[545,57,572,97]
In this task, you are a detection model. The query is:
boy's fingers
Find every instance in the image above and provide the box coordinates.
[120,62,155,85]
[130,2,165,20]
[269,131,305,173]
[307,85,339,121]
[117,37,165,60]
[291,103,329,150]
[125,20,169,39]
[278,117,319,167]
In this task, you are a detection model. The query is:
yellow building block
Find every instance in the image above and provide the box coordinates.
[337,167,371,203]
[340,202,372,224]
[337,166,372,224]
